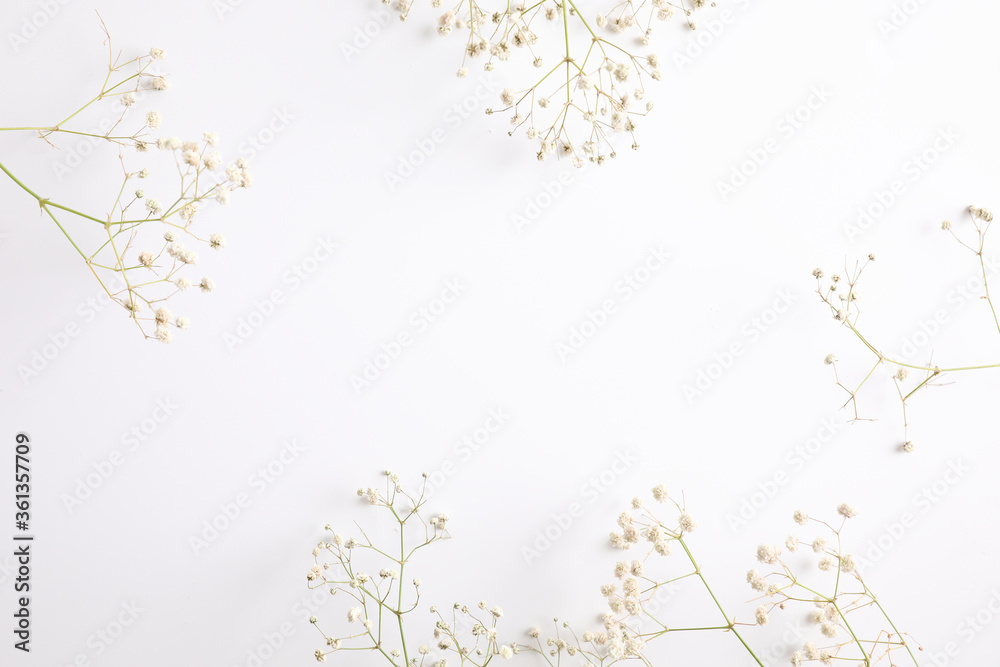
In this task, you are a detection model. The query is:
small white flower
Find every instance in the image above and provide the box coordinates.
[146,111,162,129]
[149,47,166,60]
[837,503,858,519]
[210,233,225,250]
[199,278,215,293]
[756,544,781,565]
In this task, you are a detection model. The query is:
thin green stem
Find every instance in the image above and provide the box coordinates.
[676,536,765,667]
[978,253,1000,338]
[871,596,921,666]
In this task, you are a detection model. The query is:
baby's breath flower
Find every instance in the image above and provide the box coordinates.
[146,111,162,129]
[837,503,858,519]
[756,544,781,565]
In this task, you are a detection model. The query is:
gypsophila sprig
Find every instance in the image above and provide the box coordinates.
[309,472,515,666]
[386,0,714,165]
[816,205,1000,448]
[0,19,250,342]
[748,507,922,666]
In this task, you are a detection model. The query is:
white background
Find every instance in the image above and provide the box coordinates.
[1,0,999,665]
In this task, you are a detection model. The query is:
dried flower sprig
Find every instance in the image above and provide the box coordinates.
[0,19,250,341]
[387,0,711,164]
[749,506,921,666]
[309,477,922,666]
[308,471,516,665]
[815,206,1000,449]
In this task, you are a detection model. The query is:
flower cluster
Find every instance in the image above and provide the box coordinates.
[385,0,712,164]
[0,23,249,341]
[815,205,1000,448]
[309,471,515,666]
[748,506,921,666]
